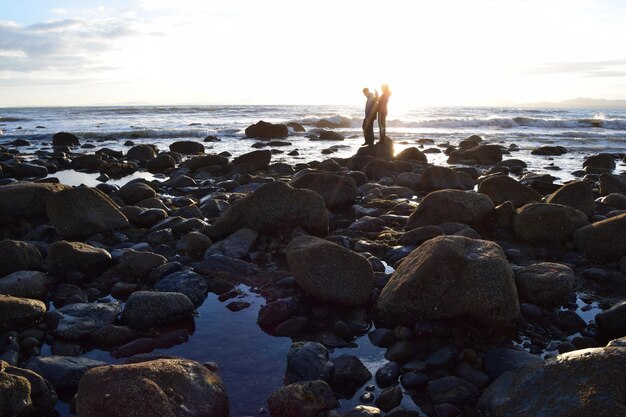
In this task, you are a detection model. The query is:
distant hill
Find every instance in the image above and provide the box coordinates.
[522,97,626,109]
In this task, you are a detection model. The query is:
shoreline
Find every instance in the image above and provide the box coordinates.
[1,121,626,416]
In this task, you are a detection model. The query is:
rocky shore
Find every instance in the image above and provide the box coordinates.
[1,122,626,417]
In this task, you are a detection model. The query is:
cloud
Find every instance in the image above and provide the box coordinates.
[0,16,151,75]
[521,58,626,78]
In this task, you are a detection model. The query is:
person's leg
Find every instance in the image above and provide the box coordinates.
[378,112,387,142]
[366,118,375,144]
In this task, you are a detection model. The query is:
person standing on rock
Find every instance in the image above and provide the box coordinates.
[376,84,391,143]
[362,88,378,146]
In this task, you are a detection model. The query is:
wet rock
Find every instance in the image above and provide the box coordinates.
[0,270,47,300]
[583,153,616,170]
[54,302,121,340]
[53,132,80,147]
[448,144,503,165]
[285,341,333,384]
[117,181,156,205]
[398,226,443,246]
[127,145,157,161]
[46,187,129,238]
[454,361,490,388]
[478,347,626,417]
[514,202,589,243]
[25,356,106,396]
[400,371,430,390]
[76,358,229,417]
[154,270,208,308]
[1,361,57,415]
[595,301,626,340]
[119,249,167,279]
[267,380,338,417]
[375,236,519,328]
[375,362,401,388]
[375,385,403,411]
[90,324,135,347]
[257,296,306,328]
[343,405,382,416]
[546,181,596,217]
[207,181,328,239]
[290,171,357,208]
[514,262,575,306]
[426,345,458,370]
[385,340,417,362]
[232,149,271,170]
[363,159,412,180]
[169,140,205,154]
[0,295,46,332]
[46,240,112,279]
[245,120,289,139]
[531,145,567,156]
[478,175,542,208]
[555,310,587,334]
[330,354,372,393]
[420,166,475,191]
[368,328,396,347]
[185,154,229,171]
[0,182,68,224]
[146,153,176,173]
[599,172,626,196]
[13,162,48,178]
[286,236,374,306]
[0,240,43,276]
[204,227,257,259]
[395,147,428,162]
[601,193,626,210]
[405,190,494,231]
[121,291,195,329]
[427,376,479,403]
[575,212,626,261]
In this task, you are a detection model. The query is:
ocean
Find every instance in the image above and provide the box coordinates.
[1,105,625,184]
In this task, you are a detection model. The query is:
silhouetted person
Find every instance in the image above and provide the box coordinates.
[376,84,391,143]
[362,88,377,145]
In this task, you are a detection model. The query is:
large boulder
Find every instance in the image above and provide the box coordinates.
[127,145,157,161]
[0,295,46,332]
[374,236,519,328]
[0,182,68,224]
[0,240,43,277]
[286,236,374,306]
[514,262,575,306]
[420,166,475,191]
[574,212,626,261]
[546,181,595,217]
[290,171,357,208]
[117,182,156,205]
[119,249,167,279]
[232,149,271,170]
[596,301,626,340]
[513,203,589,243]
[0,271,47,300]
[477,175,542,208]
[406,190,495,231]
[46,187,129,238]
[395,147,427,162]
[599,173,626,196]
[448,144,503,165]
[169,141,205,154]
[146,153,176,173]
[478,347,626,417]
[0,361,57,416]
[46,240,112,278]
[245,120,289,139]
[76,358,229,417]
[52,132,80,147]
[583,153,616,170]
[121,291,195,329]
[184,154,229,171]
[13,162,48,179]
[207,181,328,239]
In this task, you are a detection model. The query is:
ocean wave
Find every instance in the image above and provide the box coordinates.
[388,116,626,130]
[0,117,31,122]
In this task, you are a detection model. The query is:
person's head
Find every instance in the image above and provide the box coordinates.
[381,84,390,94]
[362,88,370,97]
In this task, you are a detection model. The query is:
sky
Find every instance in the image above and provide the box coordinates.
[1,0,626,107]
